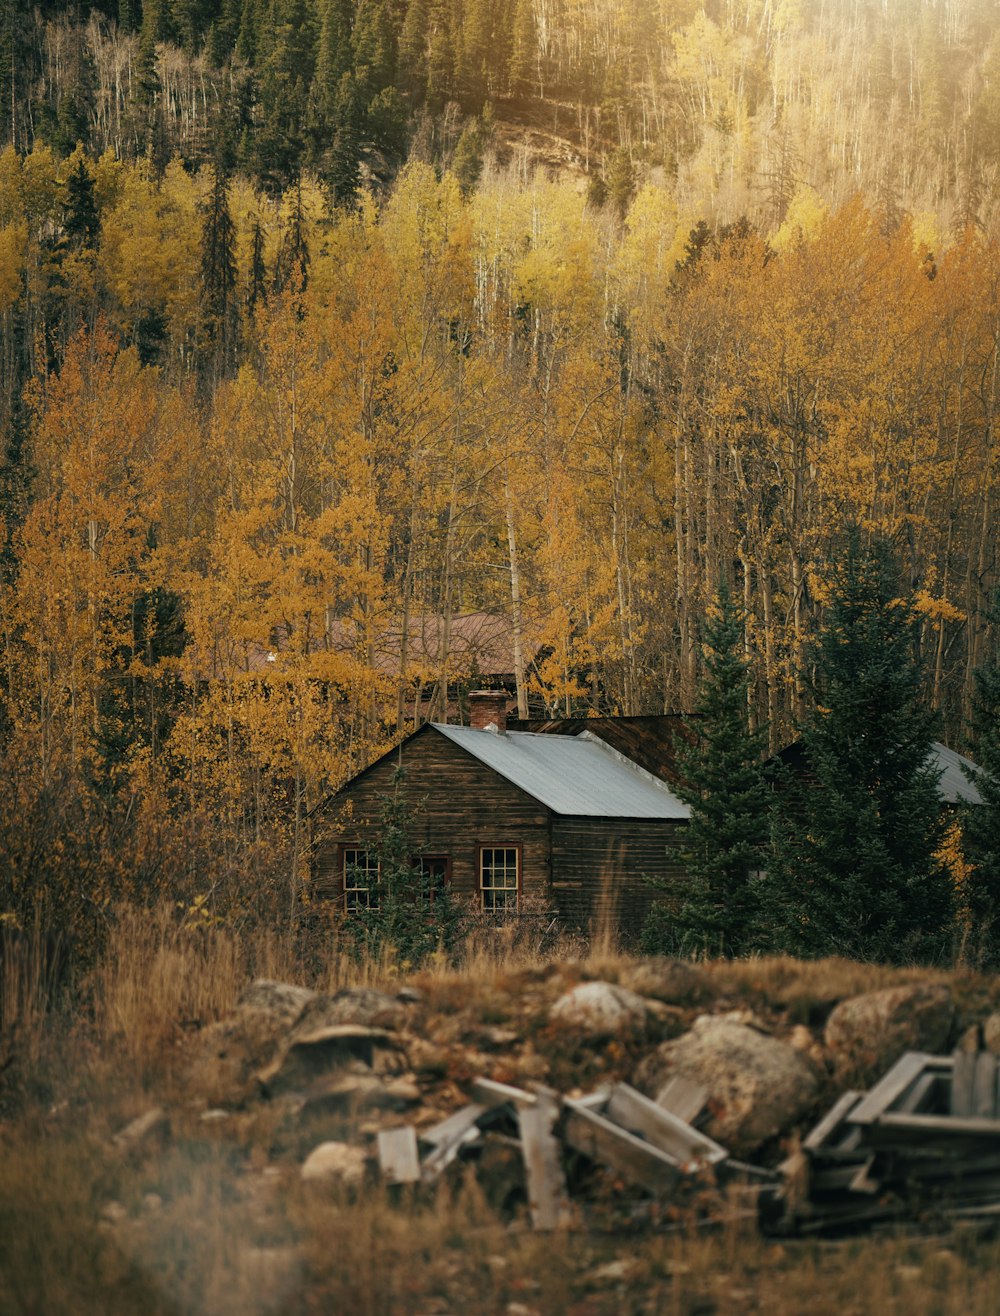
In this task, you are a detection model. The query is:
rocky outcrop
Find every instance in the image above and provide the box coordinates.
[824,984,954,1075]
[617,958,707,1005]
[550,982,649,1036]
[300,1141,369,1186]
[635,1013,820,1153]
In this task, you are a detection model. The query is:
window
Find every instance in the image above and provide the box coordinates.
[416,855,451,902]
[342,848,379,911]
[480,846,520,911]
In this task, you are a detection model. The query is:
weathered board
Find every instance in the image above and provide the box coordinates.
[563,1099,683,1195]
[604,1083,727,1167]
[377,1127,421,1184]
[517,1087,572,1230]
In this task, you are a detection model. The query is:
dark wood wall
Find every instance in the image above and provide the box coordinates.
[313,727,552,906]
[313,726,691,933]
[550,817,690,934]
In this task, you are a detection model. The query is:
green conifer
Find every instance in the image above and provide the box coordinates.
[767,531,953,964]
[961,621,1000,965]
[642,582,769,958]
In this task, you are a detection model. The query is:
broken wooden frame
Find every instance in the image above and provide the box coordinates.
[375,1075,735,1229]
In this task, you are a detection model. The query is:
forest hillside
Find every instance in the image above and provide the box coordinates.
[0,0,998,946]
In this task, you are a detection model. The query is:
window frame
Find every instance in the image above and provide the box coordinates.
[478,844,522,912]
[414,853,452,903]
[340,845,380,912]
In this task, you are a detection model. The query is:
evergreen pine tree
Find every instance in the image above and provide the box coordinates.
[767,530,953,964]
[64,153,100,248]
[641,582,769,958]
[246,216,267,314]
[352,0,396,94]
[961,622,1000,965]
[509,0,535,97]
[200,163,239,379]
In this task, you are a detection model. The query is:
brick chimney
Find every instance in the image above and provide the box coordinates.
[469,689,509,734]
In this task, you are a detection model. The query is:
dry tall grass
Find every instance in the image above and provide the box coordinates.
[7,905,1000,1315]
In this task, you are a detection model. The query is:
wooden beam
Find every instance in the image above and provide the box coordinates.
[563,1099,683,1195]
[604,1083,727,1167]
[471,1078,537,1109]
[655,1075,709,1127]
[378,1127,421,1184]
[517,1088,572,1230]
[974,1053,998,1120]
[803,1091,863,1151]
[849,1053,950,1126]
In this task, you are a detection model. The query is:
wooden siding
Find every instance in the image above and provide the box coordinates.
[549,817,690,934]
[313,727,552,908]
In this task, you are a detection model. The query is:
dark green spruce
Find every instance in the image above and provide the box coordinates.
[641,581,769,958]
[767,531,953,964]
[961,618,1000,966]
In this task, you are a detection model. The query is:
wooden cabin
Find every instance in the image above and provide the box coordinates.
[314,693,692,933]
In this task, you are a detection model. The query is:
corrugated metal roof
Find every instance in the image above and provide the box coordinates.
[932,741,983,806]
[432,725,691,819]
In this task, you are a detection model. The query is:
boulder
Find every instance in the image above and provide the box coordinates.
[550,982,648,1036]
[300,1141,368,1186]
[290,988,408,1036]
[188,980,317,1104]
[236,980,317,1024]
[824,984,954,1074]
[617,958,707,1005]
[635,1015,820,1153]
[257,1025,406,1096]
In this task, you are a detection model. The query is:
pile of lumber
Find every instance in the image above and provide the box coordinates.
[771,1048,1000,1234]
[376,1076,767,1230]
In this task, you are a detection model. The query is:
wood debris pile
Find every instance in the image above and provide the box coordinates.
[768,1048,1000,1234]
[377,1075,773,1229]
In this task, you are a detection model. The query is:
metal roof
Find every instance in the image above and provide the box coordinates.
[931,741,983,806]
[431,725,691,819]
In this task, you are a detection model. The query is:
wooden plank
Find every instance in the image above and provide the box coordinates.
[803,1091,863,1151]
[470,1078,537,1109]
[517,1088,572,1231]
[952,1050,977,1117]
[563,1099,683,1196]
[421,1103,487,1148]
[875,1111,1000,1138]
[420,1125,481,1182]
[974,1053,999,1119]
[655,1075,709,1128]
[894,1071,940,1115]
[378,1127,421,1184]
[604,1083,728,1167]
[572,1087,611,1112]
[849,1053,950,1126]
[848,1154,882,1196]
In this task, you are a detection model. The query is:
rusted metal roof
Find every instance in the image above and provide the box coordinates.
[433,725,690,819]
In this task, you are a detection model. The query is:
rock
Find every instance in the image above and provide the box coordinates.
[199,1108,230,1123]
[141,1192,163,1214]
[297,1070,421,1117]
[618,957,707,1005]
[396,986,422,1003]
[300,1141,368,1186]
[258,1025,406,1096]
[824,984,954,1074]
[550,982,648,1036]
[236,979,317,1024]
[636,1016,819,1153]
[188,981,317,1105]
[113,1107,169,1151]
[290,988,408,1036]
[100,1200,128,1225]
